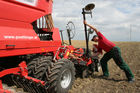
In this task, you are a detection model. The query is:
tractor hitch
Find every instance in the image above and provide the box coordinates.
[0,61,49,93]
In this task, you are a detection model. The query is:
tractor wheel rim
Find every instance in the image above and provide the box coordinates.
[60,69,72,89]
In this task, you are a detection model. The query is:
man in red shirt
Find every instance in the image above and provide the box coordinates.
[84,21,134,82]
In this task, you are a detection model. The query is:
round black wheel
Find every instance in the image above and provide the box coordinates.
[27,55,52,80]
[46,59,75,93]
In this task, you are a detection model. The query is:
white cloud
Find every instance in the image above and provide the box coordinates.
[52,0,140,41]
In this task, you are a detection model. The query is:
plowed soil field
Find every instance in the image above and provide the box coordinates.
[69,41,140,93]
[3,41,140,93]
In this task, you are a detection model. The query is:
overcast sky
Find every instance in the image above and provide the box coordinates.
[52,0,140,41]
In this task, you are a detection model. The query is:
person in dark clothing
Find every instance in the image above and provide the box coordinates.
[84,21,134,83]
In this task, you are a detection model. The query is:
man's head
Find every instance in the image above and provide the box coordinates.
[91,35,99,42]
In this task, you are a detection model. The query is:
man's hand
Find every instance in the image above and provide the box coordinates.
[92,52,101,59]
[83,20,87,25]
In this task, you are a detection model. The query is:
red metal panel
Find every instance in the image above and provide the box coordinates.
[37,0,52,14]
[0,19,61,50]
[0,19,40,49]
[0,0,52,23]
[0,0,62,58]
[52,28,61,41]
[0,41,61,49]
[0,80,2,89]
[13,0,52,13]
[0,46,60,57]
[0,22,39,41]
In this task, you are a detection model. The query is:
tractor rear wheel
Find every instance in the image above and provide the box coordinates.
[27,55,52,80]
[46,59,75,93]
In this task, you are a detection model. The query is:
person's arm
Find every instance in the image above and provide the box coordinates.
[98,48,103,55]
[93,52,100,56]
[83,21,99,34]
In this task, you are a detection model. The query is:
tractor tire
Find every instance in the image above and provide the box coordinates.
[46,59,75,93]
[27,55,52,80]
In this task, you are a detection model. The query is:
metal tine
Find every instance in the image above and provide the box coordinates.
[11,75,48,93]
[16,75,27,90]
[36,83,46,93]
[28,79,39,93]
[21,77,33,93]
[24,78,35,93]
[37,82,48,93]
[11,74,21,88]
[31,80,42,93]
[17,76,28,92]
[29,79,38,93]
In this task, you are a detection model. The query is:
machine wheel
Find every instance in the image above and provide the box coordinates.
[27,55,52,80]
[46,59,75,93]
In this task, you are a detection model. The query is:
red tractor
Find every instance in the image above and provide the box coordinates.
[0,0,99,93]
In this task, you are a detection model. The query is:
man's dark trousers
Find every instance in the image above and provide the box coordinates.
[100,46,134,80]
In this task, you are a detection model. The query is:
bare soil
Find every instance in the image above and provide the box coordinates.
[69,41,140,93]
